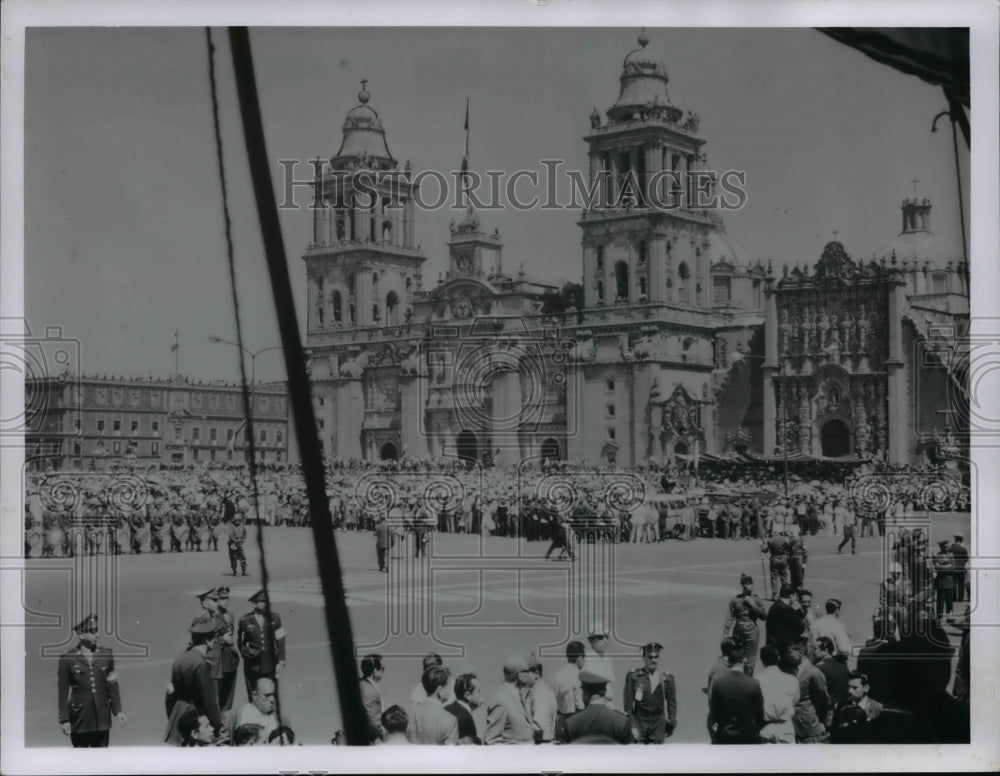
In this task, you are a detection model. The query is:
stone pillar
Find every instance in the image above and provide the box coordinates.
[490,363,521,467]
[886,276,908,464]
[763,281,780,455]
[649,401,664,464]
[353,203,366,242]
[333,376,364,460]
[400,373,428,460]
[631,362,653,467]
[648,238,663,304]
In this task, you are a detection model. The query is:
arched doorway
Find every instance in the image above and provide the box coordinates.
[540,438,560,462]
[379,442,398,461]
[820,419,851,457]
[674,441,689,457]
[456,430,478,464]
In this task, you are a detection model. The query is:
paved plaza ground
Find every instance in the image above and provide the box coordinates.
[23,512,970,747]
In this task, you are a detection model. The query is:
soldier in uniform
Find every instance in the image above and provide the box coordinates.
[57,614,127,747]
[237,589,286,700]
[129,512,145,554]
[788,533,808,592]
[212,586,241,711]
[207,510,222,552]
[165,617,223,744]
[723,573,768,676]
[761,531,791,599]
[560,671,634,744]
[150,507,166,554]
[623,642,677,743]
[228,513,248,576]
[169,514,186,553]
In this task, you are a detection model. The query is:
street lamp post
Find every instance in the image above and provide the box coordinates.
[208,336,283,461]
[735,352,788,498]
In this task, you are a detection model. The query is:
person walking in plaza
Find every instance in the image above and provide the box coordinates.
[445,672,484,744]
[374,515,392,573]
[212,586,241,711]
[165,617,223,744]
[228,513,248,576]
[836,500,857,554]
[788,533,808,591]
[359,654,386,744]
[559,671,634,744]
[761,531,791,599]
[484,655,537,744]
[949,533,969,603]
[543,511,576,562]
[932,540,957,621]
[622,642,677,743]
[755,645,798,743]
[708,641,764,745]
[237,589,286,700]
[407,666,459,745]
[723,573,767,676]
[57,614,127,747]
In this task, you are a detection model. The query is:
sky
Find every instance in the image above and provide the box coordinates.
[24,25,971,384]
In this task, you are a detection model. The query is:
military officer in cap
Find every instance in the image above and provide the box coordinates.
[57,614,127,747]
[238,589,286,699]
[165,616,223,744]
[761,531,791,599]
[228,513,248,576]
[560,671,634,744]
[212,586,241,711]
[723,574,768,676]
[623,642,677,743]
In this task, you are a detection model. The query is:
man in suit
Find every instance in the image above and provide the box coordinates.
[787,641,830,743]
[237,589,286,700]
[57,614,127,747]
[359,654,386,744]
[765,584,806,667]
[445,672,484,744]
[407,666,459,745]
[165,617,223,744]
[831,671,883,743]
[484,655,536,744]
[560,671,634,744]
[211,586,241,711]
[708,642,765,744]
[813,636,849,711]
[622,642,677,743]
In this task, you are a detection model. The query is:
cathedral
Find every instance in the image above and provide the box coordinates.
[301,33,968,469]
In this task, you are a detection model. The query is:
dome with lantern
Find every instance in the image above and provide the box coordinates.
[706,228,753,270]
[607,31,684,125]
[874,197,952,270]
[332,82,395,169]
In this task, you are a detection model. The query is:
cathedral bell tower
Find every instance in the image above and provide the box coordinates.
[304,82,426,332]
[580,32,719,312]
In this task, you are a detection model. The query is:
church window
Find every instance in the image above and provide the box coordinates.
[713,276,731,304]
[372,303,381,322]
[386,291,400,326]
[332,290,343,322]
[639,276,648,296]
[349,303,356,324]
[382,220,393,242]
[638,241,647,265]
[347,273,356,297]
[614,261,630,300]
[596,280,605,302]
[596,246,604,273]
[931,273,947,294]
[678,262,690,303]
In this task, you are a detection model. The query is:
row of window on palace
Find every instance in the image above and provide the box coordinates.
[77,417,283,445]
[593,249,742,304]
[65,440,285,463]
[75,387,285,413]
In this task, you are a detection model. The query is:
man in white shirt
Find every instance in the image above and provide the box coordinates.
[550,640,586,734]
[756,645,799,743]
[810,599,852,657]
[584,626,617,707]
[526,653,558,743]
[236,677,279,742]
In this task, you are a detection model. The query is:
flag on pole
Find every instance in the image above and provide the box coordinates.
[228,417,249,452]
[170,330,179,353]
[460,98,470,206]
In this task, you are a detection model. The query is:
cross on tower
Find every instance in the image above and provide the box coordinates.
[910,176,920,193]
[360,78,368,91]
[832,229,838,239]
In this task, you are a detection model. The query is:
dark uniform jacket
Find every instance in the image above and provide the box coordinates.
[709,669,765,744]
[58,645,122,733]
[561,702,633,743]
[763,535,790,563]
[375,521,392,550]
[167,646,222,732]
[209,610,240,678]
[238,611,286,674]
[623,667,677,734]
[765,599,806,648]
[724,593,767,643]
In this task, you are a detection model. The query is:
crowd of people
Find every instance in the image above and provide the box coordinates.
[23,458,968,559]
